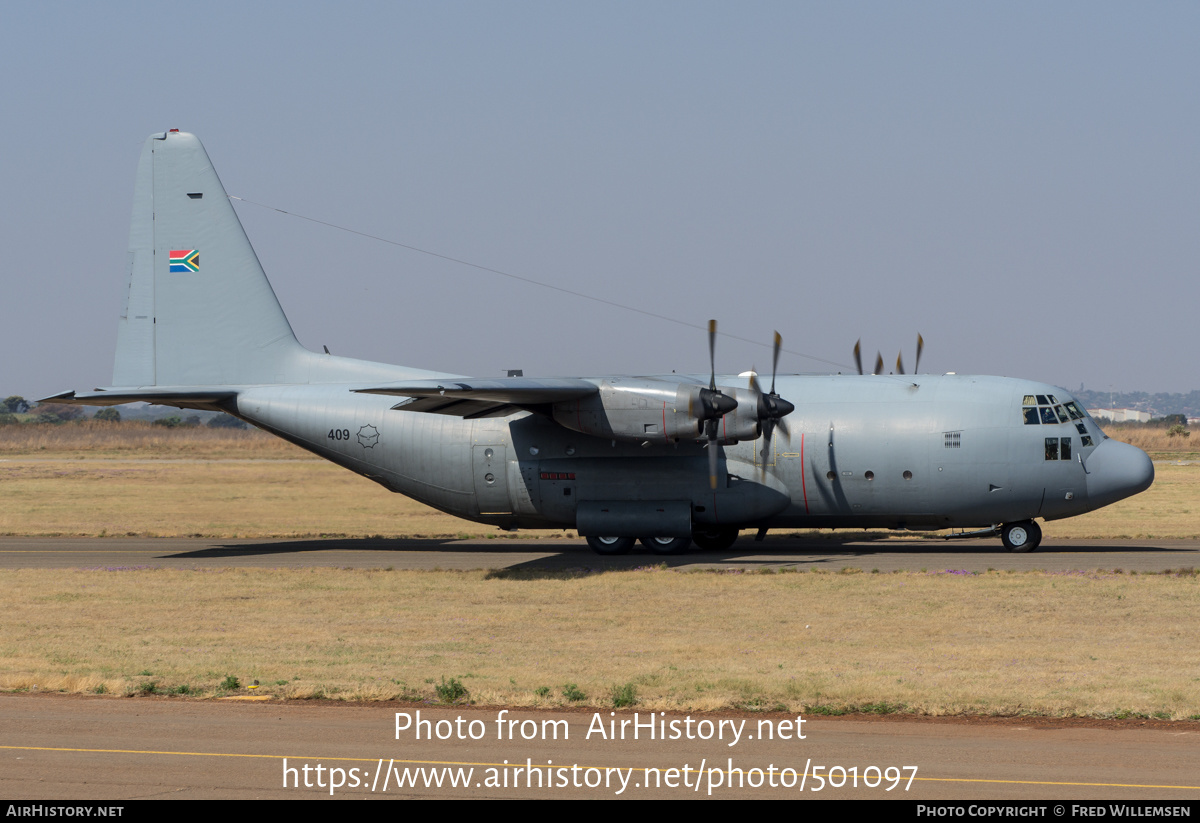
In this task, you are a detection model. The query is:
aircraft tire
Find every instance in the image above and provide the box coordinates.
[586,535,635,555]
[691,527,739,551]
[1001,520,1042,553]
[639,536,693,555]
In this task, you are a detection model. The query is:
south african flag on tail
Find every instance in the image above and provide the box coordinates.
[169,249,199,273]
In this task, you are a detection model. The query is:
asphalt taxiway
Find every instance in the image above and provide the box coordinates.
[0,535,1197,572]
[3,695,1199,800]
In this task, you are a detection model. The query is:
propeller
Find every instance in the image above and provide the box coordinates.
[856,336,923,375]
[853,340,884,375]
[697,320,738,490]
[748,331,795,470]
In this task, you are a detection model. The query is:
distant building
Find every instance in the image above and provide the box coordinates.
[1091,408,1151,423]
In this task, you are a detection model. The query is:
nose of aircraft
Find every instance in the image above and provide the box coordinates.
[1085,438,1154,511]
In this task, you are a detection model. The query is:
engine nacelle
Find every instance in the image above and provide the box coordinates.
[551,379,761,445]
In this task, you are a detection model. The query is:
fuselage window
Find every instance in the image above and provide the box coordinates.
[1023,407,1040,425]
[1045,438,1059,460]
[1075,422,1087,436]
[1060,437,1072,460]
[1081,435,1093,447]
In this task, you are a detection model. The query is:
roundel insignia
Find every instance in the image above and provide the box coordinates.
[356,424,380,449]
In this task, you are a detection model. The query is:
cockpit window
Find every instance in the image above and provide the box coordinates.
[1045,438,1059,460]
[1045,436,1072,461]
[1023,392,1096,429]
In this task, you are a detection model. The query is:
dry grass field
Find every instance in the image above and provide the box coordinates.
[2,565,1197,718]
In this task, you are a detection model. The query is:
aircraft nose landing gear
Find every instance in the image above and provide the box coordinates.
[1001,520,1042,553]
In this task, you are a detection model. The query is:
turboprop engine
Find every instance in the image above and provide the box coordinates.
[549,378,762,445]
[551,322,795,489]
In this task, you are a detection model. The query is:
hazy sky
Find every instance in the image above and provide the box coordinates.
[3,1,1197,399]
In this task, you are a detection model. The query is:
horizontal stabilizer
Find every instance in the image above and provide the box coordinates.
[355,377,599,418]
[41,387,238,412]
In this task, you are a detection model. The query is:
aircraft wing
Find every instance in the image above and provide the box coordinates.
[354,377,599,418]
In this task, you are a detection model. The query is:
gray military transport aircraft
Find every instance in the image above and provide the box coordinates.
[47,131,1155,554]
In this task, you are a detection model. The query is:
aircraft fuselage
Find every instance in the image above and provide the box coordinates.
[235,372,1151,535]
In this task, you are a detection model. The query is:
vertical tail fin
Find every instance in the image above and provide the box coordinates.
[113,130,303,387]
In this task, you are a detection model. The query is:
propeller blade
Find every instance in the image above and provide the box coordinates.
[853,340,863,375]
[896,351,905,375]
[915,333,924,374]
[760,418,774,468]
[771,331,782,395]
[708,319,718,392]
[874,352,884,376]
[706,418,720,489]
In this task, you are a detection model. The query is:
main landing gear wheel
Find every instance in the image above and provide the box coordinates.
[639,536,693,555]
[1001,520,1042,553]
[586,535,634,555]
[691,527,740,551]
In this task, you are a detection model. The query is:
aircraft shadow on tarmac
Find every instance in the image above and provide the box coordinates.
[157,536,1192,571]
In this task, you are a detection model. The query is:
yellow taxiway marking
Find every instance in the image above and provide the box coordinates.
[3,746,1199,791]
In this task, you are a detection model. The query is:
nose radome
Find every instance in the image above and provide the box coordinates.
[1086,438,1154,512]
